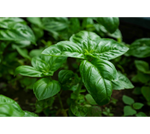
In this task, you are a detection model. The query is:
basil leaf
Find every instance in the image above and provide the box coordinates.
[27,17,43,28]
[112,71,134,90]
[96,17,119,33]
[122,95,134,105]
[127,38,150,58]
[133,103,144,110]
[0,42,8,63]
[58,70,74,84]
[135,60,150,74]
[33,78,61,100]
[137,71,150,83]
[124,106,137,116]
[29,49,43,58]
[15,65,43,77]
[80,58,117,105]
[85,94,97,105]
[141,86,150,102]
[0,22,36,44]
[23,111,38,117]
[0,95,25,117]
[136,112,147,117]
[42,31,128,60]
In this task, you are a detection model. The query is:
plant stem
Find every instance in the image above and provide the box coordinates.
[57,93,64,109]
[75,81,83,102]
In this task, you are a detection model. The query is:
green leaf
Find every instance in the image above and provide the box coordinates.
[85,94,97,105]
[0,95,25,117]
[135,60,150,74]
[0,42,8,63]
[42,17,69,32]
[96,17,119,33]
[87,106,102,116]
[136,112,147,117]
[27,17,43,28]
[137,71,150,83]
[42,31,128,60]
[29,49,43,58]
[133,103,144,110]
[0,22,36,44]
[127,38,150,58]
[112,71,134,90]
[15,65,43,77]
[14,45,31,60]
[124,106,137,116]
[132,87,142,95]
[80,58,117,105]
[70,103,90,116]
[107,29,122,41]
[122,95,134,105]
[141,86,150,102]
[33,78,61,100]
[131,75,140,83]
[58,70,74,84]
[23,111,38,117]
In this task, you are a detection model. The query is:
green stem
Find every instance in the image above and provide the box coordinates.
[57,93,64,109]
[74,81,83,102]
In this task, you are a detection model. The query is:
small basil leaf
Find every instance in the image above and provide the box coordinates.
[137,71,150,83]
[33,78,61,100]
[133,103,144,110]
[15,65,43,77]
[23,111,38,117]
[132,87,142,95]
[87,106,102,116]
[124,106,137,116]
[122,95,134,105]
[136,112,147,117]
[85,94,97,105]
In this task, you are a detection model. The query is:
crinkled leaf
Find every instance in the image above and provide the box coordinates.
[122,95,134,105]
[96,17,119,33]
[42,31,128,60]
[135,60,150,74]
[112,71,134,90]
[0,22,36,44]
[133,103,144,110]
[141,86,150,102]
[127,38,150,58]
[80,58,117,105]
[33,78,61,100]
[124,106,137,116]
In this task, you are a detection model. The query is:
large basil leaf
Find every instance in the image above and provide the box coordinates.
[42,31,128,60]
[112,71,134,90]
[0,95,25,117]
[127,38,150,58]
[135,60,150,74]
[33,78,61,100]
[96,17,119,33]
[80,58,117,105]
[15,55,67,77]
[0,21,36,44]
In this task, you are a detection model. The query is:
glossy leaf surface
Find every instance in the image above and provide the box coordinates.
[112,71,134,90]
[80,58,117,105]
[96,17,119,33]
[0,95,24,117]
[42,31,129,60]
[33,78,61,100]
[127,38,150,58]
[0,22,36,44]
[85,94,97,105]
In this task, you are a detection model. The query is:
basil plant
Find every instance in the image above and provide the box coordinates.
[15,30,134,116]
